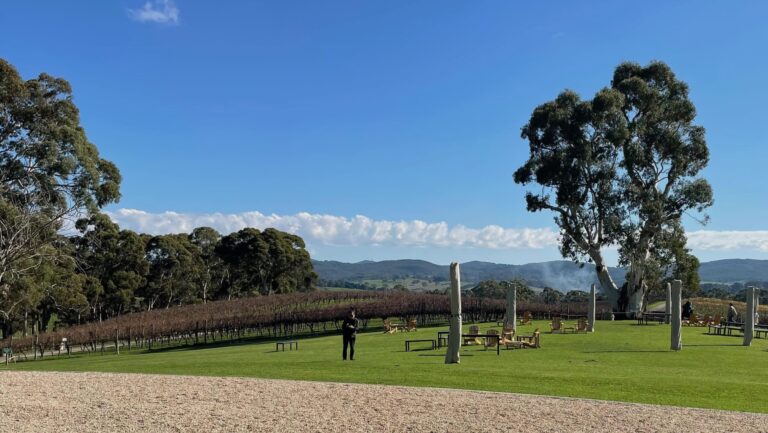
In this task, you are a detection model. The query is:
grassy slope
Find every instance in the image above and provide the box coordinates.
[5,321,768,413]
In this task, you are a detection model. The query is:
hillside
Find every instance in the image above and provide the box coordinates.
[697,259,768,283]
[314,258,768,291]
[313,259,627,291]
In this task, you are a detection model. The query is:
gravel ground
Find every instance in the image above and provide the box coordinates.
[1,371,767,433]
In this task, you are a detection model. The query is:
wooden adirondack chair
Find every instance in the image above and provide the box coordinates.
[405,318,418,332]
[550,316,563,333]
[501,324,515,344]
[463,325,481,345]
[519,311,533,325]
[506,328,540,349]
[382,319,396,334]
[484,329,499,349]
[575,317,588,333]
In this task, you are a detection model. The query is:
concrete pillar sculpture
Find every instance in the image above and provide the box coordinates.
[671,280,682,351]
[744,287,755,347]
[587,283,596,332]
[444,262,462,364]
[506,284,517,333]
[755,288,761,325]
[664,282,671,324]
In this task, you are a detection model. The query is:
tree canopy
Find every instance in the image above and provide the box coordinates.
[0,59,120,334]
[514,61,713,312]
[0,58,319,339]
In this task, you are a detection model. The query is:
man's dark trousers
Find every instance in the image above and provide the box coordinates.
[343,334,355,360]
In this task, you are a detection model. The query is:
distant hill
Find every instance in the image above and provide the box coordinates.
[313,259,627,292]
[698,259,768,283]
[314,258,768,292]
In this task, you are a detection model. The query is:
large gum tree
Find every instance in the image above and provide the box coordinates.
[514,61,713,313]
[0,59,121,336]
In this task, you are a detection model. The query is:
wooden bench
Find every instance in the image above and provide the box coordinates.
[276,340,298,351]
[405,339,436,352]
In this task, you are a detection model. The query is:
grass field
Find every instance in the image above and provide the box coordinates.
[4,320,768,413]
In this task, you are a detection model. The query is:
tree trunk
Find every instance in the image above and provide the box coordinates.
[588,248,622,311]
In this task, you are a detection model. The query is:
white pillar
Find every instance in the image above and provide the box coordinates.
[506,284,517,332]
[664,282,671,324]
[671,280,682,351]
[587,283,596,332]
[755,288,760,325]
[744,287,755,347]
[445,262,462,364]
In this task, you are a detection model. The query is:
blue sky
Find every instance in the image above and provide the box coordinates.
[2,1,768,264]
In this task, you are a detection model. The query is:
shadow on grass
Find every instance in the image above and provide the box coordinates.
[686,343,744,347]
[137,332,339,355]
[582,350,669,353]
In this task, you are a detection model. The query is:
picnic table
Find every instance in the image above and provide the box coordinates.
[705,319,768,337]
[437,331,450,348]
[404,339,436,352]
[275,340,298,351]
[636,312,670,325]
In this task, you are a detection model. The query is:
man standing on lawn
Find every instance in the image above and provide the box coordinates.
[342,309,358,361]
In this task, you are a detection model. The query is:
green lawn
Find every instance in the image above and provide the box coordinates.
[4,320,768,413]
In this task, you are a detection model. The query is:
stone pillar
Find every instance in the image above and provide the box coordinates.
[587,283,596,332]
[506,284,517,333]
[444,262,462,364]
[664,282,671,324]
[670,280,682,351]
[755,288,761,325]
[744,287,755,347]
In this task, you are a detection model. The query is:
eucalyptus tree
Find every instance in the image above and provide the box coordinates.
[216,228,317,296]
[72,214,148,319]
[189,226,223,303]
[31,240,89,331]
[515,61,712,312]
[260,228,317,294]
[0,59,120,331]
[143,234,201,309]
[215,228,269,298]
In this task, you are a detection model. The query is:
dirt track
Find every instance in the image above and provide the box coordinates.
[1,371,766,433]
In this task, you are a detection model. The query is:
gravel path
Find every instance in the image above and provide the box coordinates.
[1,371,766,433]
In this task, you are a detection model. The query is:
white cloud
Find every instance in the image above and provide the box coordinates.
[686,230,768,251]
[103,208,768,253]
[129,0,179,24]
[105,209,560,249]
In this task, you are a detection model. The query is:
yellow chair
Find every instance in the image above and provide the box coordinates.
[484,329,499,349]
[519,311,533,325]
[506,328,541,349]
[575,317,588,333]
[405,318,418,332]
[463,325,481,345]
[550,316,563,333]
